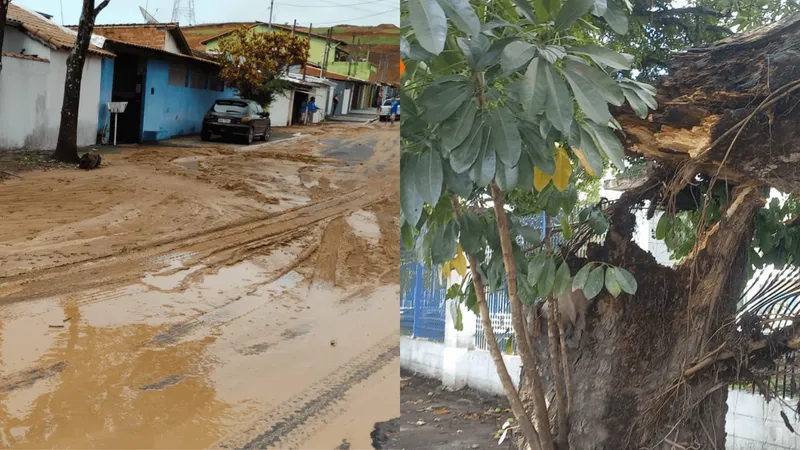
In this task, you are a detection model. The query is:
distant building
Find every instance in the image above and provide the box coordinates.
[81,23,236,142]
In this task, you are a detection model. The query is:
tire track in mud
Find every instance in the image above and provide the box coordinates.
[212,333,400,449]
[0,184,390,304]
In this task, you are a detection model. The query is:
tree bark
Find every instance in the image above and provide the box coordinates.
[0,0,10,76]
[52,0,110,163]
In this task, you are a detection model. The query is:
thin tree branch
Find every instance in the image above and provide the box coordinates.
[450,195,543,450]
[93,0,111,18]
[489,183,555,450]
[684,334,800,377]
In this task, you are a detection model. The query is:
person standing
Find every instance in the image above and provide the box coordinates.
[306,96,320,125]
[300,99,308,125]
[332,95,339,116]
[388,97,399,126]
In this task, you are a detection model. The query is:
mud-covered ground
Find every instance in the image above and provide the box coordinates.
[0,123,400,449]
[395,371,517,450]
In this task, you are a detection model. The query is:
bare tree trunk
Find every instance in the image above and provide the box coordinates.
[516,183,764,449]
[0,0,10,75]
[52,0,110,163]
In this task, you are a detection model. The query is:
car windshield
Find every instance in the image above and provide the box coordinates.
[213,100,249,115]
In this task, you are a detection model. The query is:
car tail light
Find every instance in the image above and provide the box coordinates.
[203,112,211,120]
[241,116,252,123]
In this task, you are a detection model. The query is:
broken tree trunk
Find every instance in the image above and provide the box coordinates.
[52,0,110,163]
[511,15,800,450]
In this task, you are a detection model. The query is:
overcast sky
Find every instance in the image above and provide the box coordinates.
[13,0,399,28]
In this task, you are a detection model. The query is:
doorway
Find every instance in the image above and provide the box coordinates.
[110,53,145,144]
[291,90,309,125]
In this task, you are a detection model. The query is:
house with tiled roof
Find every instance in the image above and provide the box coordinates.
[0,2,113,150]
[68,22,236,142]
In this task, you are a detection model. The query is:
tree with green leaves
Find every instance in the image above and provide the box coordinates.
[401,0,800,448]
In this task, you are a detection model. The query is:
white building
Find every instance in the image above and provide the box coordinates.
[267,72,336,127]
[0,3,112,150]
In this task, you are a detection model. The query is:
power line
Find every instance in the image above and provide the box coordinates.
[310,7,399,25]
[275,0,393,8]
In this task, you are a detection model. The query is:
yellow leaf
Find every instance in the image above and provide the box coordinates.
[572,147,595,177]
[553,148,572,192]
[533,167,552,192]
[451,244,467,277]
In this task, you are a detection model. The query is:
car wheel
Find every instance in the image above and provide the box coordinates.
[244,127,254,145]
[201,128,211,141]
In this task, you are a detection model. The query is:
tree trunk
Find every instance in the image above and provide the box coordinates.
[52,0,109,163]
[0,0,10,75]
[514,183,763,449]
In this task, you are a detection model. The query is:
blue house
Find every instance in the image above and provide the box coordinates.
[77,23,237,143]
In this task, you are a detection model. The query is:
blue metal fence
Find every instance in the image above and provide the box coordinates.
[400,251,447,341]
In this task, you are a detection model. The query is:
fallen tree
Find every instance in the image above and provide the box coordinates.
[401,0,800,448]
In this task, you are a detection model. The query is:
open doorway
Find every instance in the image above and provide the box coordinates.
[291,90,309,125]
[110,53,145,144]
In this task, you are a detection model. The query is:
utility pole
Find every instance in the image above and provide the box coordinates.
[302,23,311,81]
[291,19,296,36]
[321,27,332,79]
[267,0,274,31]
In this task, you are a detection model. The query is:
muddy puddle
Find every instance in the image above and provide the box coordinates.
[172,155,207,170]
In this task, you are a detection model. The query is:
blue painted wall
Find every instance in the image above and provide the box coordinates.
[97,57,115,141]
[140,58,237,141]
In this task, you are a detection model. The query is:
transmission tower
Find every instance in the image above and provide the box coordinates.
[171,0,196,26]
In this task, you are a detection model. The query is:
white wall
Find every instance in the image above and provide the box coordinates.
[0,43,102,150]
[727,390,800,450]
[164,32,180,54]
[2,27,50,59]
[269,91,292,128]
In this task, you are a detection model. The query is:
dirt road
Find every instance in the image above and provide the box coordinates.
[0,124,400,449]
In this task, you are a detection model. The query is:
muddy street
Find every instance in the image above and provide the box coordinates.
[0,124,400,449]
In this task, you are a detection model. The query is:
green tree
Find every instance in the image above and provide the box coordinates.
[400,0,800,448]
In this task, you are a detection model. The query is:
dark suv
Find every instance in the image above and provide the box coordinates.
[201,98,271,145]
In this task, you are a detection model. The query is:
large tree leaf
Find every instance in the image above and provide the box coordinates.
[456,36,481,68]
[408,0,448,54]
[441,99,478,152]
[584,121,624,170]
[417,148,444,205]
[569,44,630,70]
[554,0,595,32]
[528,252,547,286]
[400,90,419,117]
[602,0,628,35]
[477,37,519,69]
[437,0,481,36]
[572,262,593,290]
[459,210,485,255]
[574,128,604,177]
[443,160,473,198]
[422,83,471,124]
[538,258,557,296]
[591,0,607,16]
[519,121,555,174]
[501,41,537,73]
[554,262,571,296]
[563,60,624,105]
[432,221,459,264]
[490,107,522,166]
[517,151,534,191]
[537,45,567,64]
[450,119,485,173]
[583,265,605,299]
[562,62,612,125]
[521,57,548,116]
[470,142,497,188]
[614,267,637,295]
[400,37,410,59]
[605,267,622,297]
[621,85,649,119]
[401,154,424,226]
[543,64,573,133]
[553,148,572,192]
[495,159,519,191]
[512,0,538,22]
[534,167,552,191]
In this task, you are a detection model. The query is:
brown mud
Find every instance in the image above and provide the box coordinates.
[0,123,400,449]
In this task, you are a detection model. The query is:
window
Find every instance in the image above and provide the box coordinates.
[190,70,207,89]
[210,75,225,92]
[213,100,249,115]
[168,64,187,87]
